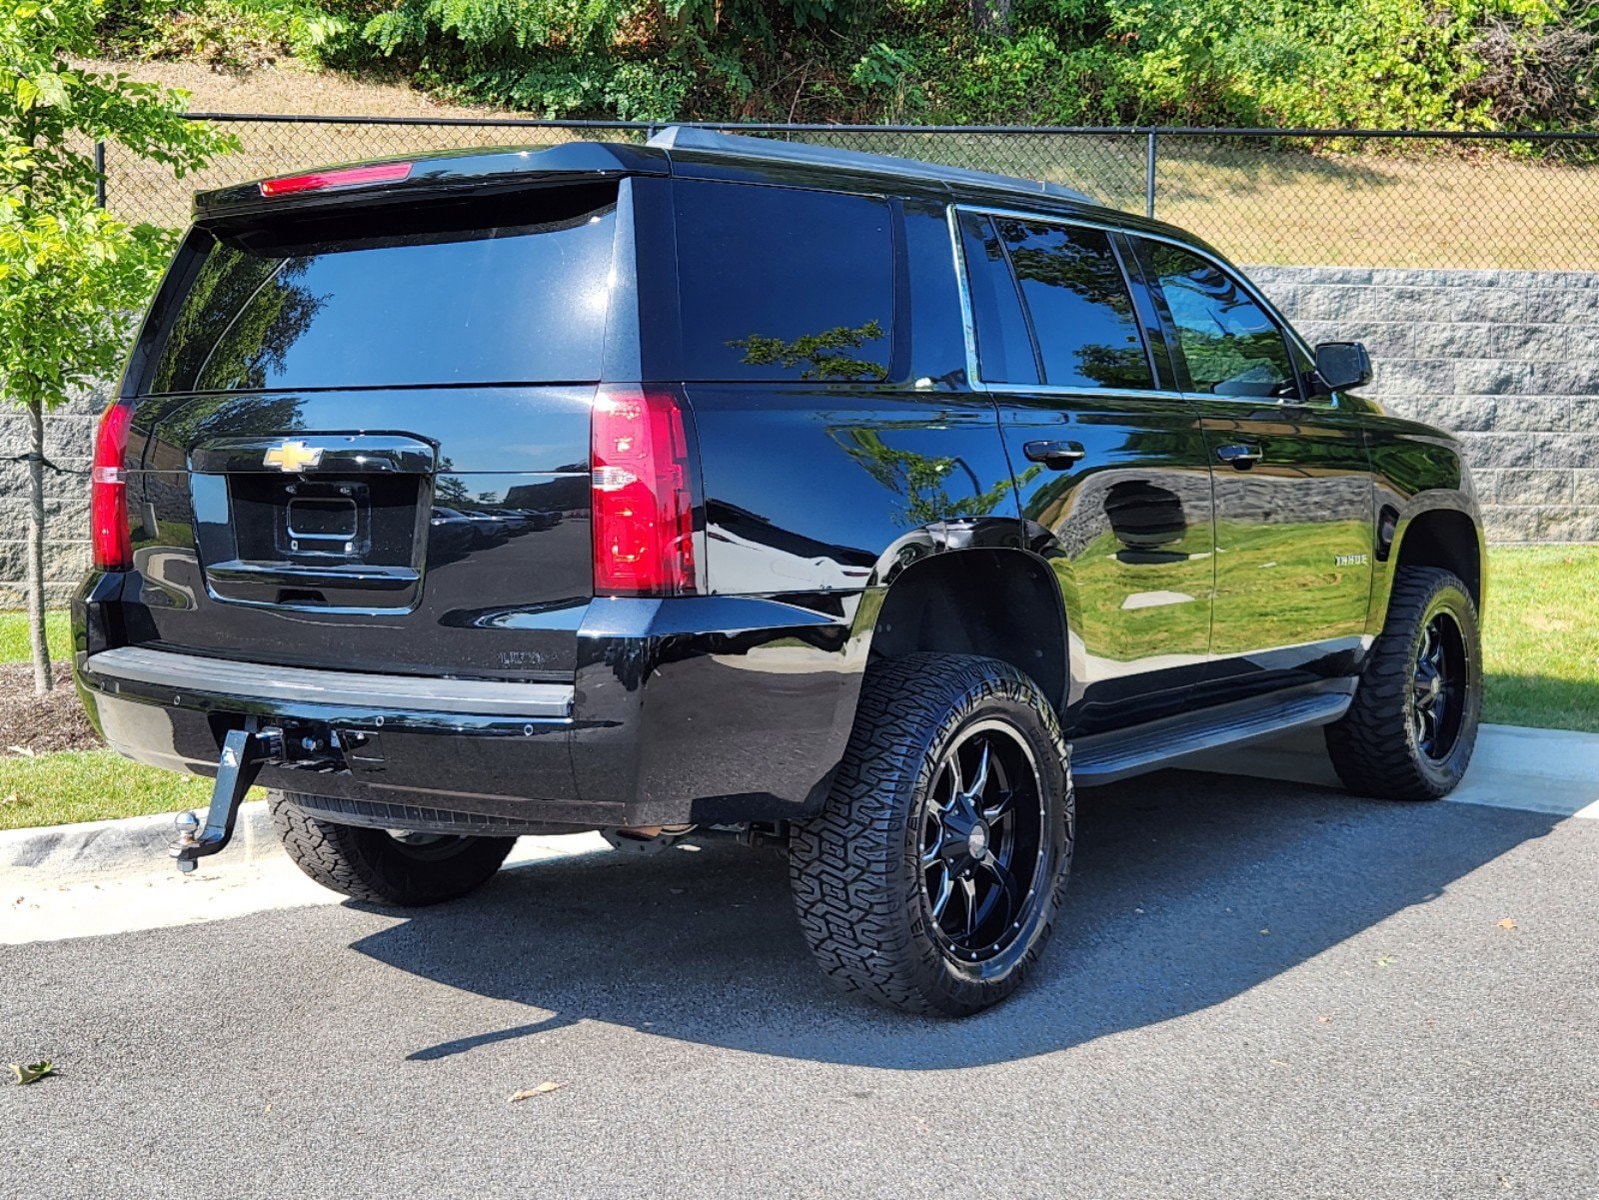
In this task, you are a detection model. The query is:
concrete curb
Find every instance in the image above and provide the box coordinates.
[1186,722,1599,818]
[4,722,1596,889]
[0,800,280,884]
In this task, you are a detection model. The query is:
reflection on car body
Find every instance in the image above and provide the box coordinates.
[75,128,1486,1019]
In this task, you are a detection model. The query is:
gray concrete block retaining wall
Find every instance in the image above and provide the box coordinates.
[1250,266,1599,545]
[3,265,1596,606]
[1,388,104,608]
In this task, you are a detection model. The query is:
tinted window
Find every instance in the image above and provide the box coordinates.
[150,238,281,394]
[993,219,1152,390]
[903,199,969,388]
[1142,241,1298,399]
[1287,336,1319,396]
[147,189,617,394]
[676,181,892,382]
[958,211,1038,386]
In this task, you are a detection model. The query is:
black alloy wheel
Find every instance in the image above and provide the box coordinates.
[920,719,1047,964]
[790,653,1073,1016]
[1410,610,1468,762]
[1325,566,1483,801]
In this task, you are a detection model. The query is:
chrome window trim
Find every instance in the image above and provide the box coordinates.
[978,383,1186,403]
[945,205,988,393]
[946,201,1338,410]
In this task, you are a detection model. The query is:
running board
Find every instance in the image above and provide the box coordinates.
[1071,685,1353,786]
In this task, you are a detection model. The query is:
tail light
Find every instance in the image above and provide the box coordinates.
[90,401,134,571]
[259,161,412,197]
[591,386,698,597]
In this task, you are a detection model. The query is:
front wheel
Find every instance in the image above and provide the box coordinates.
[1325,566,1483,801]
[270,793,516,905]
[789,654,1074,1017]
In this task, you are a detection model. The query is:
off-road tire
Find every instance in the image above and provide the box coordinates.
[1325,566,1482,801]
[789,653,1073,1017]
[270,792,516,905]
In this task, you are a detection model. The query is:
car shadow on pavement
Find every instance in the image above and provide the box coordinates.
[350,769,1560,1069]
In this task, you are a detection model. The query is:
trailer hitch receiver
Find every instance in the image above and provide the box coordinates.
[170,720,283,873]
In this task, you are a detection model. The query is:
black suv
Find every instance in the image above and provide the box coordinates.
[74,129,1485,1015]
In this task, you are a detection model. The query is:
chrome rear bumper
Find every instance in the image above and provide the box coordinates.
[80,646,573,722]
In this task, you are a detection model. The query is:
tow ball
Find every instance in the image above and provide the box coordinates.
[170,719,283,874]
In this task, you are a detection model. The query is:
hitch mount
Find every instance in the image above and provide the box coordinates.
[171,718,283,873]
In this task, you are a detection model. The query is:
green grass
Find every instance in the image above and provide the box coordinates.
[0,750,232,830]
[0,610,70,665]
[1483,546,1599,734]
[0,609,262,831]
[0,544,1595,830]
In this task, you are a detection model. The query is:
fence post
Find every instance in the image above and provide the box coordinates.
[94,140,106,209]
[1144,129,1156,220]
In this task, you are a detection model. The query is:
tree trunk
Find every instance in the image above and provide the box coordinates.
[26,398,52,695]
[971,0,1012,36]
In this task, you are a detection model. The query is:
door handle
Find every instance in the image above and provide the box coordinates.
[1215,443,1263,469]
[1023,440,1086,469]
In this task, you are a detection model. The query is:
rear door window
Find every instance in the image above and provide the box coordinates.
[145,187,618,394]
[674,180,893,383]
[991,218,1153,390]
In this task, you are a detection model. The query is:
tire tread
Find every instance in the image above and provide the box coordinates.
[270,792,514,905]
[1325,566,1481,801]
[788,653,1072,1016]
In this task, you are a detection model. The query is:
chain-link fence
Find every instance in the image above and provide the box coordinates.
[94,117,1599,271]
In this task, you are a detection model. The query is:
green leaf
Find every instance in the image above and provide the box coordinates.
[9,1061,55,1085]
[0,0,236,691]
[31,71,69,109]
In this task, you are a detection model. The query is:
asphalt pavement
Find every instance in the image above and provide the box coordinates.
[3,767,1596,1199]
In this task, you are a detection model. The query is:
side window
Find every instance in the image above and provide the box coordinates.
[992,218,1153,390]
[902,198,970,388]
[1287,337,1319,392]
[1141,240,1300,400]
[957,210,1039,386]
[675,180,893,383]
[150,235,280,394]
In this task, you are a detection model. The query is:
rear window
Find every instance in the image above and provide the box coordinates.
[145,187,618,394]
[674,180,894,383]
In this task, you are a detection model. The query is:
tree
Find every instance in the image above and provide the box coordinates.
[0,0,233,693]
[970,0,1012,37]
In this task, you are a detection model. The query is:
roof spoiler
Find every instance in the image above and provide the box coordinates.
[648,125,1094,204]
[193,141,668,221]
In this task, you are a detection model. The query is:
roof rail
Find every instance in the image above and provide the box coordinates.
[648,125,1094,204]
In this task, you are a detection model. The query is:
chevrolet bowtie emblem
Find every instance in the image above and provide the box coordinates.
[262,440,324,473]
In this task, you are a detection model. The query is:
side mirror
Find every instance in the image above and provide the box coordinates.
[1312,341,1372,394]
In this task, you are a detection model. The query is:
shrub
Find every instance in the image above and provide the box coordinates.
[93,0,1599,129]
